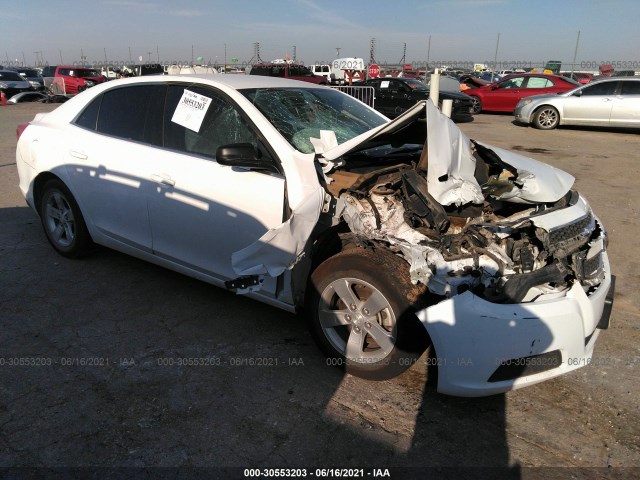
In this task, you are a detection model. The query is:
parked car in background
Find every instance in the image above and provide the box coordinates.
[464,73,580,113]
[459,75,490,90]
[16,74,613,396]
[0,70,33,98]
[41,65,57,78]
[514,77,640,130]
[46,66,107,95]
[12,67,45,90]
[364,77,473,121]
[561,72,593,84]
[310,64,331,83]
[249,63,328,84]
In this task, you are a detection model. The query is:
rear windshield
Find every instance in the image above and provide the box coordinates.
[18,69,40,77]
[0,71,23,81]
[75,69,101,77]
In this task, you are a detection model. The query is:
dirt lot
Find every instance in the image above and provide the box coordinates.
[0,103,638,479]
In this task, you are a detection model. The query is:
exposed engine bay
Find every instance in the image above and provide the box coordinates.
[321,103,607,305]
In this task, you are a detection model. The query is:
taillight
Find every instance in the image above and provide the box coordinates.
[17,123,28,140]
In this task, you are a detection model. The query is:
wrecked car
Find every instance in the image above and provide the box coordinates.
[16,75,614,397]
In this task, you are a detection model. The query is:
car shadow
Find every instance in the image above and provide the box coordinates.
[511,120,639,135]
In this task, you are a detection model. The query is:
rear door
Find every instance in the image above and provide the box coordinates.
[67,84,165,251]
[610,80,640,127]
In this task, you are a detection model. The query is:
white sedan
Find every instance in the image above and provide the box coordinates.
[16,75,614,396]
[515,77,640,129]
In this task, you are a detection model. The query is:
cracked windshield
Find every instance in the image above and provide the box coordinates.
[241,88,386,153]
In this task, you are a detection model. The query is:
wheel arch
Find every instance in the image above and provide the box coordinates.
[532,103,562,126]
[33,172,65,216]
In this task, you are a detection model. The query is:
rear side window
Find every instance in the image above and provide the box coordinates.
[96,84,166,145]
[620,81,640,95]
[74,95,102,130]
[526,77,553,88]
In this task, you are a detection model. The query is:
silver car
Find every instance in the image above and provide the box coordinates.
[514,77,640,129]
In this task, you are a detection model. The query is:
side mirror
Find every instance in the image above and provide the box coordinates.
[216,143,277,172]
[573,90,583,97]
[490,84,499,90]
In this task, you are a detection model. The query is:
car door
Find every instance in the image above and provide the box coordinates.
[146,84,286,291]
[610,80,640,127]
[485,76,526,111]
[562,80,617,125]
[371,79,392,116]
[67,84,165,251]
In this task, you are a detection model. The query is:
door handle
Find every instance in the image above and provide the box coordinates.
[603,98,612,102]
[69,150,87,160]
[151,174,176,187]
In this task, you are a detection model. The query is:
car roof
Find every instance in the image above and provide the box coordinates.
[106,74,330,90]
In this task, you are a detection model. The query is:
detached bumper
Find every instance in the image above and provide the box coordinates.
[417,254,614,397]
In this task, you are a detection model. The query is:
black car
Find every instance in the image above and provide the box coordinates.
[11,67,45,90]
[0,70,33,99]
[364,77,473,121]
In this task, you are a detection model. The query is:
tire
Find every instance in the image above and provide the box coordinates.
[306,248,430,380]
[39,179,93,258]
[532,106,559,130]
[469,95,482,114]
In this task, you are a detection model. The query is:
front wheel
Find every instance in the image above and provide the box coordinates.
[39,179,93,258]
[306,248,430,380]
[533,106,559,129]
[469,95,482,114]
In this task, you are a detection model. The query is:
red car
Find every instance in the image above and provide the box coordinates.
[52,66,106,95]
[464,73,579,113]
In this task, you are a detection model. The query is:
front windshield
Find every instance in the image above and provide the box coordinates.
[403,79,428,91]
[76,69,100,77]
[241,88,387,153]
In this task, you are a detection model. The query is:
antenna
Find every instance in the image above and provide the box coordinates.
[399,42,406,64]
[369,38,376,64]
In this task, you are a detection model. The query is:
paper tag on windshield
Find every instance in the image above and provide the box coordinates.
[171,89,212,132]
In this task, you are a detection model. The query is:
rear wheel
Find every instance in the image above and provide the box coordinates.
[470,95,482,114]
[306,248,430,380]
[533,106,559,129]
[39,179,93,258]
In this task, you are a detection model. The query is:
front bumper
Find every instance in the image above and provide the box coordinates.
[513,103,530,123]
[417,253,614,397]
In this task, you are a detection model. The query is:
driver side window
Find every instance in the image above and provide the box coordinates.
[582,81,617,96]
[164,85,258,160]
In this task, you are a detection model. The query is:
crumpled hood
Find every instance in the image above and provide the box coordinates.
[322,99,574,205]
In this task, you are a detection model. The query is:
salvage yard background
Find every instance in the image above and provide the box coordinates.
[1,103,639,478]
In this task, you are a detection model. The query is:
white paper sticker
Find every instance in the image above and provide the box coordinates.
[380,80,390,89]
[171,89,212,133]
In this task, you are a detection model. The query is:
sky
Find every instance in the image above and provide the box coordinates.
[2,0,640,68]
